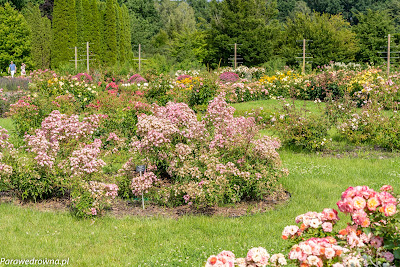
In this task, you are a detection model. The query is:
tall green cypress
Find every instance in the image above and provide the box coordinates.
[98,1,106,64]
[52,0,77,67]
[121,4,132,63]
[24,3,52,69]
[90,0,102,65]
[76,0,84,45]
[81,0,91,44]
[67,0,77,50]
[103,0,117,66]
[52,0,69,67]
[115,2,122,63]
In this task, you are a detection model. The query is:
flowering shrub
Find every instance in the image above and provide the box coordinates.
[270,100,331,151]
[177,74,192,81]
[188,77,218,109]
[259,70,305,98]
[128,74,147,84]
[71,180,118,218]
[218,80,269,103]
[288,237,347,266]
[218,66,266,80]
[72,73,93,83]
[282,209,339,242]
[206,249,287,267]
[0,127,14,182]
[119,94,287,207]
[206,184,399,267]
[219,72,240,83]
[45,77,98,109]
[7,96,43,137]
[284,185,399,266]
[1,111,107,200]
[336,102,400,150]
[146,74,173,105]
[0,87,27,117]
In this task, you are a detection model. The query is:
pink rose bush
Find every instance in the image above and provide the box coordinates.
[282,208,339,241]
[206,249,286,267]
[1,110,109,202]
[336,186,397,227]
[127,74,147,84]
[206,185,399,266]
[288,237,347,266]
[71,180,119,218]
[219,72,240,83]
[119,94,287,206]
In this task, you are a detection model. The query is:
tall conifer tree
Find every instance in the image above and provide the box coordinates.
[76,0,84,45]
[52,0,69,67]
[81,0,91,43]
[24,3,52,69]
[90,0,102,65]
[121,4,132,63]
[104,0,117,65]
[67,0,77,52]
[115,2,122,63]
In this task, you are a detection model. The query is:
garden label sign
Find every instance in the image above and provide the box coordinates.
[136,165,146,209]
[136,165,146,173]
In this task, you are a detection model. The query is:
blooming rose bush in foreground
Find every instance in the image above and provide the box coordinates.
[0,110,109,201]
[71,180,119,218]
[118,93,287,207]
[205,185,399,267]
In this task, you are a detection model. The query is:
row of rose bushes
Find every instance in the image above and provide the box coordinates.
[0,94,287,217]
[4,63,399,117]
[3,65,400,156]
[236,94,400,152]
[205,185,400,267]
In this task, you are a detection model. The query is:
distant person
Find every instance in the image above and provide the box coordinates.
[21,63,26,76]
[8,61,16,78]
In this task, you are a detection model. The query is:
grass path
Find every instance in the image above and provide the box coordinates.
[0,151,399,266]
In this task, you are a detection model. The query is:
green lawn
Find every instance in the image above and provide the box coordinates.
[0,117,14,132]
[232,99,325,115]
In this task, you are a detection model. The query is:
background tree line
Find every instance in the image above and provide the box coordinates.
[1,0,400,73]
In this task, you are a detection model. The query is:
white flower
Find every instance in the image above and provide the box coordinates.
[309,218,322,228]
[307,255,320,266]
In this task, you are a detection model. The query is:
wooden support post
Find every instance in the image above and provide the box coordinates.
[138,44,141,72]
[387,34,391,78]
[234,43,237,69]
[302,39,306,75]
[86,42,90,74]
[75,47,78,70]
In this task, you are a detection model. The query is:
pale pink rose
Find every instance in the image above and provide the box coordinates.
[367,197,380,211]
[324,248,335,259]
[321,208,339,221]
[322,222,333,232]
[353,196,366,210]
[307,255,321,266]
[300,244,312,255]
[235,258,246,267]
[383,203,397,216]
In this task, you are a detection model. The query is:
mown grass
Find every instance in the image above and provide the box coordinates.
[232,99,325,116]
[0,117,14,132]
[0,152,399,266]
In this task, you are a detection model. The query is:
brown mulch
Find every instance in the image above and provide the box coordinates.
[0,190,291,219]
